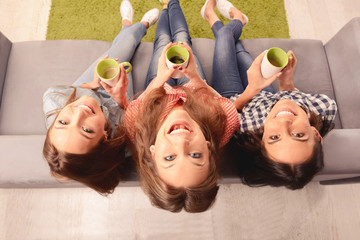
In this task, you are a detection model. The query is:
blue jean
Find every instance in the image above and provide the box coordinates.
[211,20,275,99]
[145,0,206,87]
[72,23,147,99]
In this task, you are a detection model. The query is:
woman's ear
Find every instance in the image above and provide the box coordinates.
[150,145,155,159]
[207,141,211,149]
[103,131,109,142]
[52,172,70,181]
[312,127,323,144]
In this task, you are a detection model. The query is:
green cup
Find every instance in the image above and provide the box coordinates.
[166,44,190,78]
[96,59,132,87]
[260,47,289,78]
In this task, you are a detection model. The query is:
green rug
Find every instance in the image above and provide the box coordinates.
[46,0,290,42]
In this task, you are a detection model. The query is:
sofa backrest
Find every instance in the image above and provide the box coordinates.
[0,39,111,135]
[325,17,360,129]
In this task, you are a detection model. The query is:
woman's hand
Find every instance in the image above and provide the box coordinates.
[81,55,110,90]
[177,42,208,88]
[100,64,129,109]
[279,50,297,91]
[156,42,178,84]
[246,51,280,96]
[234,52,281,111]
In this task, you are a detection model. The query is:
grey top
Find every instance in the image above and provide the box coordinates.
[43,86,124,137]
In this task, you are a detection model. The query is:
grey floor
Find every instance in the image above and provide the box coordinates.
[1,0,360,239]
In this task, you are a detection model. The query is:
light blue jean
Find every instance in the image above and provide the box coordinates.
[211,20,275,99]
[72,23,147,99]
[145,0,206,87]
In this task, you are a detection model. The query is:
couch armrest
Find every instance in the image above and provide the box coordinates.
[0,32,12,108]
[325,17,360,128]
[313,129,360,182]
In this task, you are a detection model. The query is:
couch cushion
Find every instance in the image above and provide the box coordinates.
[0,40,111,135]
[0,32,12,110]
[325,17,360,129]
[242,38,341,128]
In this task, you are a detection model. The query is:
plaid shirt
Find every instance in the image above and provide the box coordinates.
[125,83,239,147]
[232,90,337,132]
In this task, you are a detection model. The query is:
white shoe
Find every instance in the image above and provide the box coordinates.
[120,0,134,23]
[141,8,160,27]
[216,0,248,25]
[201,0,211,20]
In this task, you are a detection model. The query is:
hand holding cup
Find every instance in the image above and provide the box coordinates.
[165,42,190,78]
[96,58,132,87]
[260,47,290,78]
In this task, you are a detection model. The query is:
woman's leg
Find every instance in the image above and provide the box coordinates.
[72,22,147,97]
[167,0,206,85]
[234,41,275,93]
[212,20,246,98]
[144,8,176,87]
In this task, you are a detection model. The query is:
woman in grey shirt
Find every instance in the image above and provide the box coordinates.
[42,0,160,194]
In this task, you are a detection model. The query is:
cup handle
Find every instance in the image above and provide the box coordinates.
[120,62,132,74]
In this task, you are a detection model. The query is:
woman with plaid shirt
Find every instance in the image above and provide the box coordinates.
[202,0,337,189]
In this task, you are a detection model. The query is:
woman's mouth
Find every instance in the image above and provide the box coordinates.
[76,103,95,114]
[274,108,296,118]
[168,121,193,135]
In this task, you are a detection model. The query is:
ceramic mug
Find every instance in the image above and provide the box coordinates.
[166,44,189,78]
[96,59,132,87]
[260,47,289,78]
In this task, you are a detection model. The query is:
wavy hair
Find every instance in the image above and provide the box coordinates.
[235,109,334,190]
[134,86,227,212]
[43,88,127,195]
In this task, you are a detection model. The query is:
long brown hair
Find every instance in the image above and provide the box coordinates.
[43,88,127,195]
[235,110,334,189]
[134,86,227,212]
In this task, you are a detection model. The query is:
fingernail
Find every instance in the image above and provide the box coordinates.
[179,41,184,44]
[179,67,183,70]
[173,66,178,69]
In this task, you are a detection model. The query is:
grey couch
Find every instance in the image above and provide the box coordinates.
[1,18,359,188]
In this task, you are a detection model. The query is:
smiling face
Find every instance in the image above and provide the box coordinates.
[49,96,107,154]
[150,105,210,188]
[262,100,322,165]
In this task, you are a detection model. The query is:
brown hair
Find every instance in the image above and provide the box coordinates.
[235,110,334,190]
[43,88,127,195]
[134,86,227,212]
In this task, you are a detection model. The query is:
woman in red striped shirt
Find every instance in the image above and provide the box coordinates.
[124,0,239,213]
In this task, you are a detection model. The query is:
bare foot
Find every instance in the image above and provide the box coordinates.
[122,19,132,27]
[204,0,219,27]
[162,0,169,9]
[229,7,247,25]
[141,21,150,29]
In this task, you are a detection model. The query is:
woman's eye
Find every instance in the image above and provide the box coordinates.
[164,155,176,161]
[58,120,68,125]
[269,135,280,140]
[292,133,305,138]
[190,153,202,159]
[82,127,94,133]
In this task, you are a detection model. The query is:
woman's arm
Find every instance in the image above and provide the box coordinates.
[100,65,130,109]
[279,51,297,91]
[81,55,111,90]
[140,43,178,97]
[234,51,280,111]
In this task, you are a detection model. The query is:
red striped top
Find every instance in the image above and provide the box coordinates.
[124,82,239,148]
